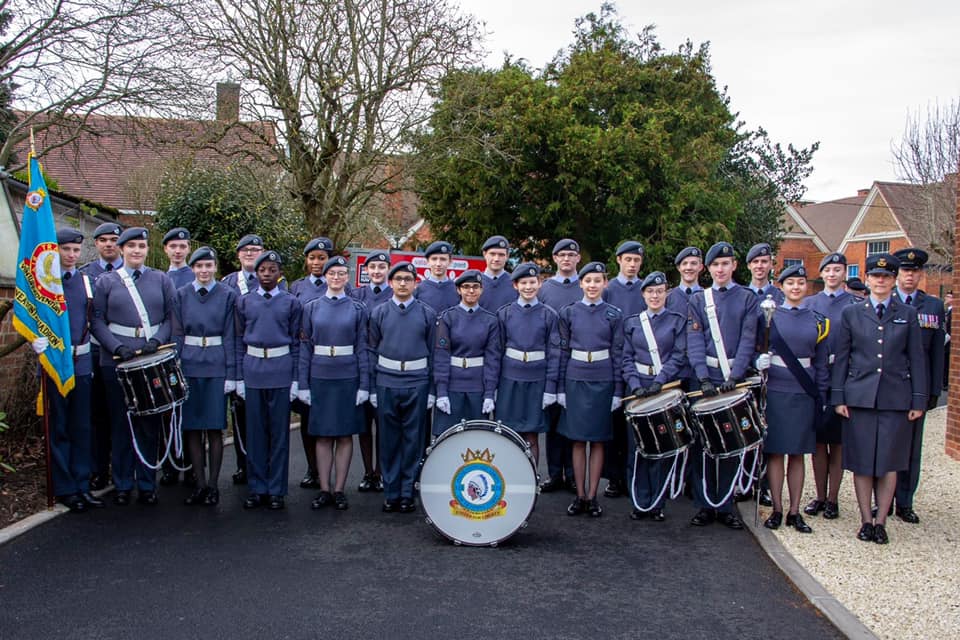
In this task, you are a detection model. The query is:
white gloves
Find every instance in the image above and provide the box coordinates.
[611,396,622,412]
[436,396,451,414]
[224,380,237,395]
[427,394,436,409]
[482,398,495,414]
[356,389,369,406]
[755,352,772,372]
[31,337,49,354]
[289,381,299,402]
[236,381,246,399]
[557,393,567,408]
[297,389,312,406]
[369,393,378,409]
[542,393,557,409]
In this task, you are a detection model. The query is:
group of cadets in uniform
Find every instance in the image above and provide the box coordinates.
[32,225,945,545]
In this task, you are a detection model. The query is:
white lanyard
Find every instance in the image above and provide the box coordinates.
[637,312,662,374]
[703,287,731,379]
[117,268,155,340]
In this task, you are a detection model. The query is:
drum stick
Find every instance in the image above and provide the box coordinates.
[621,380,682,404]
[685,380,754,400]
[112,343,177,360]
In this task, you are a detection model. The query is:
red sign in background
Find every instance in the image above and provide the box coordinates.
[354,250,486,287]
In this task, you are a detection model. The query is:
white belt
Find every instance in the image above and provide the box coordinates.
[185,335,223,347]
[378,355,428,372]
[571,349,609,363]
[706,355,731,369]
[450,356,484,368]
[771,355,811,368]
[505,348,545,363]
[634,362,656,375]
[109,322,160,338]
[246,345,290,359]
[72,343,91,356]
[314,345,354,356]
[828,354,836,364]
[90,336,100,347]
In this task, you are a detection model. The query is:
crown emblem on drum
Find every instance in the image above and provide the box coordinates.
[461,447,495,463]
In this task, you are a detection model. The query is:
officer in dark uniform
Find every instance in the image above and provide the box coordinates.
[891,247,944,524]
[478,235,515,311]
[745,242,785,305]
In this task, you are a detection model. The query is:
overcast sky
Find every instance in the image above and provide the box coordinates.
[458,0,960,202]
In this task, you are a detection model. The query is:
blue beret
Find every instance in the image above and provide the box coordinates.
[424,241,453,258]
[235,234,263,252]
[746,243,772,263]
[162,227,190,245]
[865,253,899,276]
[366,251,390,266]
[674,246,702,265]
[388,261,417,279]
[482,235,509,252]
[578,261,607,279]
[640,271,667,290]
[117,227,148,246]
[511,262,541,282]
[455,269,483,286]
[818,252,847,271]
[777,263,807,283]
[616,241,644,257]
[56,227,83,245]
[322,255,348,275]
[552,238,579,254]
[253,250,282,270]
[892,247,928,270]
[188,246,217,266]
[304,237,334,256]
[93,222,122,238]
[705,242,736,266]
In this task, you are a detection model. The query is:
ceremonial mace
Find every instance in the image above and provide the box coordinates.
[755,294,777,526]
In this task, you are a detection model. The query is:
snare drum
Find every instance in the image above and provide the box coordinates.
[417,420,538,547]
[624,389,693,459]
[116,349,188,416]
[690,389,763,458]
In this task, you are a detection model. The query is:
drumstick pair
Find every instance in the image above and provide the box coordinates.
[112,343,177,361]
[622,379,757,404]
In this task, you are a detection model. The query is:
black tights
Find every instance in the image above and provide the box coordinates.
[186,430,224,488]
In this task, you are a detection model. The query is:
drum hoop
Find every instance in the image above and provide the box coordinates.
[116,348,177,371]
[625,389,686,416]
[691,388,752,414]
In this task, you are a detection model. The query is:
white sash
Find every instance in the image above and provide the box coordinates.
[117,268,156,340]
[82,274,93,300]
[638,312,662,375]
[703,287,731,379]
[238,272,249,295]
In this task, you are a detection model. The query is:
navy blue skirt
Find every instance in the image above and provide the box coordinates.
[308,377,363,437]
[763,390,816,455]
[433,391,484,435]
[182,377,226,431]
[559,380,613,443]
[842,408,911,475]
[496,378,548,433]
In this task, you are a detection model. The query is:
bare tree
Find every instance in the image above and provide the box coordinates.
[186,0,482,247]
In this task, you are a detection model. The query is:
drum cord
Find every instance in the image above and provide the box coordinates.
[162,406,191,472]
[230,399,247,456]
[699,445,761,509]
[629,448,689,512]
[127,411,172,471]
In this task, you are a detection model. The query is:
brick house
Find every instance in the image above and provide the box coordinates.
[777,202,832,293]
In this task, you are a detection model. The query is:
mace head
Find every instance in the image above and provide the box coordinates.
[760,294,777,325]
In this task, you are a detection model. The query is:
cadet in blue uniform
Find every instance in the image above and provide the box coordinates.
[478,235,514,311]
[758,264,829,533]
[369,262,437,513]
[298,256,369,511]
[891,247,944,524]
[235,250,301,510]
[665,246,704,316]
[433,270,501,434]
[801,253,857,520]
[351,251,393,492]
[537,238,582,493]
[745,242,785,305]
[414,241,459,312]
[30,228,103,512]
[174,247,237,506]
[288,236,335,490]
[601,240,646,498]
[686,241,759,529]
[558,262,624,517]
[496,263,560,463]
[621,271,686,522]
[80,222,124,491]
[90,227,177,506]
[832,253,926,545]
[163,227,194,289]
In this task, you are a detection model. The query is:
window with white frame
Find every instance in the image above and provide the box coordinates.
[847,264,860,278]
[782,258,803,269]
[866,241,889,256]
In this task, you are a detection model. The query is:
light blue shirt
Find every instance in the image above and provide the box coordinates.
[516,297,540,307]
[552,274,578,284]
[192,280,217,292]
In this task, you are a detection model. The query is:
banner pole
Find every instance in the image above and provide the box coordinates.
[41,374,54,509]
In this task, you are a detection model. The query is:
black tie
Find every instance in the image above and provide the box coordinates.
[132,270,141,281]
[374,286,382,294]
[398,303,405,310]
[106,264,114,271]
[685,287,692,295]
[590,303,596,308]
[315,279,323,287]
[198,287,208,297]
[523,303,531,309]
[626,280,633,287]
[264,292,272,300]
[756,289,764,296]
[248,274,255,282]
[63,272,72,282]
[876,303,885,320]
[718,287,727,293]
[468,308,474,314]
[563,278,570,284]
[828,293,835,298]
[905,295,912,306]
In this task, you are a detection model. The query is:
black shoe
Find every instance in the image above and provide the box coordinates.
[587,498,603,517]
[311,491,334,510]
[734,489,754,503]
[372,475,384,492]
[719,513,744,530]
[895,506,920,524]
[184,487,209,506]
[90,474,109,491]
[758,491,773,507]
[58,494,87,513]
[137,491,158,506]
[159,471,178,487]
[300,472,320,489]
[650,508,666,522]
[803,499,825,516]
[204,488,220,506]
[80,492,105,508]
[873,523,889,544]
[382,499,400,513]
[630,509,647,520]
[857,522,875,542]
[564,478,578,494]
[357,473,375,492]
[398,497,416,513]
[334,492,348,510]
[823,501,839,520]
[764,511,783,530]
[232,468,247,485]
[112,490,131,506]
[690,508,715,526]
[539,477,563,493]
[182,471,198,488]
[566,497,586,516]
[268,495,285,510]
[603,480,622,498]
[786,513,812,533]
[243,494,263,509]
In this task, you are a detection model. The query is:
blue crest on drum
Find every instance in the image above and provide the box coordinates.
[450,448,507,520]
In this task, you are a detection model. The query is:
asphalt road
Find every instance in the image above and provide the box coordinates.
[0,432,841,640]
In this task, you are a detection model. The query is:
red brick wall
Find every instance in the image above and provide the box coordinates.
[948,173,960,461]
[0,285,35,421]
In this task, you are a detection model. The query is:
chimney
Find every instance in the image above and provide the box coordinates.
[857,188,870,197]
[216,82,240,122]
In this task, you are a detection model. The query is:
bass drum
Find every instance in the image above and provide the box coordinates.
[417,420,539,547]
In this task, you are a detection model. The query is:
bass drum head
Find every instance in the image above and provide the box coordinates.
[418,420,538,547]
